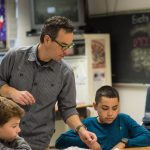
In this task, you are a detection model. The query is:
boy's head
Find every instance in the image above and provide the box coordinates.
[0,97,24,141]
[93,85,120,124]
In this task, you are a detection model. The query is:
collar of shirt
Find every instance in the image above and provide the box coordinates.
[27,44,61,72]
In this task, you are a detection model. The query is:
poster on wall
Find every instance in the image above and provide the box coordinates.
[91,39,106,94]
[65,58,88,104]
[91,39,105,69]
[0,0,6,49]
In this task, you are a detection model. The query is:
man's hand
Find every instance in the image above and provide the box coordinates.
[10,89,35,105]
[78,127,98,148]
[66,115,98,149]
[0,84,35,105]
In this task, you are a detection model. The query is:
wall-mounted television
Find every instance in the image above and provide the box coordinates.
[30,0,85,32]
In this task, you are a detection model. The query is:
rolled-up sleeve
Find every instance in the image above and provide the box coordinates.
[57,65,78,121]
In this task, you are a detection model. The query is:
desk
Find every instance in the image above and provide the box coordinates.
[122,147,150,150]
[49,146,150,150]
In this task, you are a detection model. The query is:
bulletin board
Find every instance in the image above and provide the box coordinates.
[88,10,150,84]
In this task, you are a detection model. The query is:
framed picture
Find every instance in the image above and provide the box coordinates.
[84,34,112,101]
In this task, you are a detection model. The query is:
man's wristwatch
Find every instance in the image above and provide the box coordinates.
[121,138,128,147]
[75,124,87,133]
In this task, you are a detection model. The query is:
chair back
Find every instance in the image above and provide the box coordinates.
[145,87,150,113]
[143,87,150,130]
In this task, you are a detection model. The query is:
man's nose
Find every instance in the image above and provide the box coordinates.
[63,49,68,56]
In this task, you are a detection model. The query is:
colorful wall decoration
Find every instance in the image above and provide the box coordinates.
[0,0,6,49]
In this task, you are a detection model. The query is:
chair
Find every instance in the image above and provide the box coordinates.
[142,87,150,131]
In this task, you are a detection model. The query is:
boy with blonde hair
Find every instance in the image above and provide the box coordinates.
[0,96,31,149]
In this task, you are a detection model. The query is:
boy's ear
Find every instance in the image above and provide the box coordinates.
[93,102,97,111]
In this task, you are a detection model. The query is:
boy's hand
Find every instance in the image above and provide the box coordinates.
[85,141,101,150]
[111,142,126,150]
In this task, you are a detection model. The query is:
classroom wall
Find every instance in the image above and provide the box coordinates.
[6,0,150,124]
[6,0,38,48]
[14,0,39,47]
[87,0,150,123]
[88,0,150,15]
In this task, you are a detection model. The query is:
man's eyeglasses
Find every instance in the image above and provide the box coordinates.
[53,39,75,51]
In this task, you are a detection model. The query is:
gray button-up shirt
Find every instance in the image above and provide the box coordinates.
[0,44,78,150]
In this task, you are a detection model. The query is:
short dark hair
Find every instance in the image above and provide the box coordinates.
[40,16,74,43]
[0,96,24,126]
[95,85,120,105]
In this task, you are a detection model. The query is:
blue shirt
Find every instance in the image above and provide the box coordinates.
[55,113,150,150]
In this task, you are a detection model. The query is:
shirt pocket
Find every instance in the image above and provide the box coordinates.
[9,64,34,91]
[36,71,62,103]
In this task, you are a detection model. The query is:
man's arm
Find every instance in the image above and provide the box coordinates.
[66,115,98,149]
[0,50,35,106]
[55,122,101,150]
[55,129,87,149]
[0,84,35,105]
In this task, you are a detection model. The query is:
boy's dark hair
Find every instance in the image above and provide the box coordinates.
[40,16,74,43]
[0,96,24,126]
[95,85,120,105]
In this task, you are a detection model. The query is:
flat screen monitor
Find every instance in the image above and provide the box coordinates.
[30,0,85,31]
